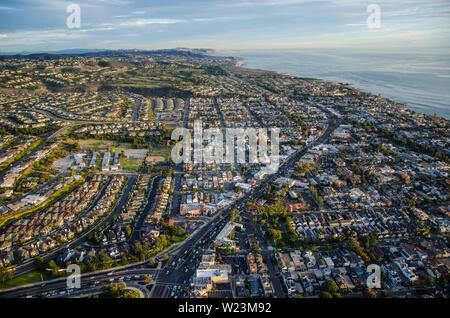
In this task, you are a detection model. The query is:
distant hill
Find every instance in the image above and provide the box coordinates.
[0,48,215,58]
[0,48,108,56]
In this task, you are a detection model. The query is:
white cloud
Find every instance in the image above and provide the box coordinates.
[191,16,234,22]
[0,29,87,50]
[118,18,186,27]
[346,23,367,27]
[0,6,16,11]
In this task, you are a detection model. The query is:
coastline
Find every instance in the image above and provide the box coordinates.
[226,49,450,120]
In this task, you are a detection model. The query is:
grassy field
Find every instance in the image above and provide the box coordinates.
[120,157,142,172]
[148,145,171,159]
[78,139,153,171]
[78,139,135,152]
[113,72,191,90]
[1,270,52,289]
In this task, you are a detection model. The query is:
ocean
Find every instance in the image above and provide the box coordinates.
[225,49,450,120]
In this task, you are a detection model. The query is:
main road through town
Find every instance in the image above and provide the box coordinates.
[0,105,339,298]
[150,106,339,298]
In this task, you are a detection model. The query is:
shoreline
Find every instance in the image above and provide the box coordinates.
[226,50,450,121]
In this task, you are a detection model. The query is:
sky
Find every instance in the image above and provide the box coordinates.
[0,0,449,53]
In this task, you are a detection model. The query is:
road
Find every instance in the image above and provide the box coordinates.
[170,97,190,216]
[0,264,158,298]
[151,106,339,297]
[131,175,163,243]
[131,96,142,122]
[0,105,338,298]
[8,175,137,278]
[245,218,286,298]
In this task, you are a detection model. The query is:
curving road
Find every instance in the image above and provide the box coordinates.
[0,105,339,299]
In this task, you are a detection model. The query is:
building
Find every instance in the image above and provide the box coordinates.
[214,222,243,247]
[0,173,20,188]
[193,253,232,297]
[102,152,111,171]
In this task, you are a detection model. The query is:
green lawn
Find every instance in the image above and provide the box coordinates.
[149,145,171,159]
[1,270,52,289]
[78,139,135,151]
[120,157,142,172]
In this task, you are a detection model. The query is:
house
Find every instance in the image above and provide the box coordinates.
[0,174,20,188]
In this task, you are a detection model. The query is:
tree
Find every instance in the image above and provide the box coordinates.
[320,291,333,298]
[426,276,436,286]
[317,196,325,209]
[143,274,153,285]
[122,289,141,298]
[230,209,238,222]
[347,237,370,263]
[124,226,133,238]
[295,162,316,174]
[34,256,46,271]
[47,260,62,277]
[251,243,261,254]
[0,264,13,285]
[268,229,282,243]
[133,241,145,261]
[286,215,299,245]
[120,255,129,266]
[98,60,111,67]
[363,288,377,298]
[98,251,113,269]
[322,280,338,294]
[103,282,126,298]
[154,235,169,253]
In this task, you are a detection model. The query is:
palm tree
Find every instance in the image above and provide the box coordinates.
[143,274,153,285]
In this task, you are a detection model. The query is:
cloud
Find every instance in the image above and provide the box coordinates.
[97,0,132,5]
[191,16,234,22]
[217,0,316,7]
[117,18,186,27]
[0,29,88,51]
[346,23,367,27]
[0,6,16,11]
[0,0,449,52]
